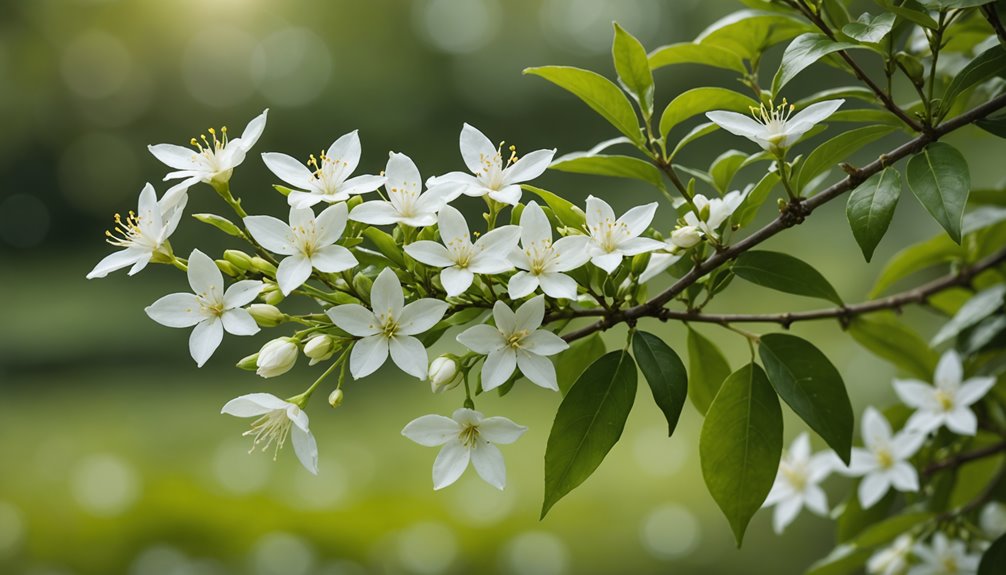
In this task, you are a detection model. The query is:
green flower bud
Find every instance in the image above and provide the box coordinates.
[192,213,243,237]
[215,259,240,277]
[251,256,277,276]
[248,303,286,327]
[223,249,255,271]
[236,353,259,371]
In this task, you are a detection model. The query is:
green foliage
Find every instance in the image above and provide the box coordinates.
[849,313,939,379]
[521,185,587,229]
[633,331,688,436]
[192,213,244,238]
[797,125,897,192]
[906,142,971,243]
[362,227,406,267]
[555,334,606,395]
[659,87,757,141]
[931,285,1006,346]
[841,13,896,44]
[709,150,748,194]
[870,233,965,296]
[612,23,655,119]
[550,153,666,191]
[647,42,745,73]
[846,168,902,261]
[687,327,732,415]
[733,251,844,305]
[695,10,810,60]
[939,45,1006,119]
[980,532,1006,575]
[773,33,866,95]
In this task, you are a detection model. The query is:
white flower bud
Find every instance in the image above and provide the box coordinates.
[248,304,285,328]
[304,335,336,365]
[328,389,344,408]
[981,502,1006,538]
[670,225,702,249]
[429,355,460,393]
[256,337,299,378]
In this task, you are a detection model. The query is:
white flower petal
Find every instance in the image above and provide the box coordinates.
[440,267,474,297]
[773,496,803,534]
[87,247,146,279]
[244,215,297,255]
[402,415,462,446]
[508,271,540,299]
[148,143,201,171]
[516,350,559,391]
[313,202,349,246]
[326,130,362,176]
[189,317,224,367]
[591,252,623,273]
[432,440,470,490]
[784,99,843,139]
[223,280,264,309]
[477,417,527,445]
[349,334,389,379]
[370,268,404,319]
[326,304,380,337]
[502,148,555,184]
[276,254,313,296]
[617,202,658,237]
[585,195,616,230]
[310,245,357,274]
[340,174,386,196]
[488,184,522,205]
[705,111,766,140]
[470,442,506,490]
[538,272,579,299]
[944,407,978,435]
[460,123,498,174]
[221,308,259,336]
[187,249,224,301]
[221,393,289,417]
[287,190,325,209]
[888,462,919,493]
[457,324,506,355]
[859,472,891,508]
[482,348,517,392]
[261,152,314,189]
[861,406,893,448]
[405,241,455,268]
[238,109,268,152]
[145,293,204,328]
[350,201,401,225]
[492,300,517,335]
[514,295,545,332]
[398,299,449,335]
[804,484,830,516]
[389,335,429,380]
[437,205,470,245]
[521,330,568,356]
[893,379,937,409]
[291,425,319,475]
[957,376,996,406]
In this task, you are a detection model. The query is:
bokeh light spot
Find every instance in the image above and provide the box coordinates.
[413,0,502,54]
[639,503,701,560]
[61,31,132,99]
[499,531,570,575]
[447,477,516,526]
[70,454,141,516]
[250,28,332,107]
[58,132,139,217]
[0,501,25,559]
[633,424,689,477]
[251,532,315,575]
[212,438,271,495]
[396,522,458,575]
[183,27,257,108]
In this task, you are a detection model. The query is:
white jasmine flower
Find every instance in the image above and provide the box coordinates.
[262,130,386,209]
[404,205,520,297]
[87,183,189,279]
[508,201,590,299]
[425,123,555,206]
[221,393,318,475]
[868,535,914,575]
[401,408,527,490]
[584,196,663,273]
[149,109,268,188]
[683,190,748,241]
[244,203,358,296]
[256,337,299,378]
[894,350,996,436]
[145,249,263,367]
[845,407,925,508]
[762,433,839,533]
[349,152,450,227]
[456,295,568,392]
[326,268,448,380]
[706,99,843,154]
[909,533,981,575]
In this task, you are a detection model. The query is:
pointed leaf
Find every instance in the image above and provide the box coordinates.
[555,333,606,396]
[939,45,1006,118]
[521,185,586,229]
[733,250,844,305]
[980,532,1006,575]
[841,13,896,44]
[709,150,748,194]
[846,168,902,261]
[648,42,745,73]
[870,232,965,296]
[773,33,865,95]
[362,227,406,268]
[906,142,970,243]
[848,313,938,380]
[687,327,731,415]
[612,23,654,117]
[696,10,810,60]
[797,125,896,191]
[931,285,1006,346]
[633,331,688,436]
[659,87,758,140]
[550,154,665,191]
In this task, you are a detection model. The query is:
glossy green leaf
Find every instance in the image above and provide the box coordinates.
[874,0,939,29]
[795,86,877,108]
[906,142,971,243]
[932,285,1006,346]
[700,363,783,546]
[841,12,896,44]
[555,334,606,396]
[542,351,637,518]
[797,125,896,191]
[980,532,1006,575]
[522,185,587,230]
[846,168,902,262]
[362,227,406,268]
[870,233,965,296]
[648,42,745,73]
[760,333,854,463]
[612,23,655,117]
[733,171,779,227]
[940,45,1006,118]
[696,10,810,60]
[773,33,865,95]
[849,313,938,380]
[920,0,994,9]
[550,154,666,191]
[976,109,1006,138]
[659,87,757,140]
[633,331,688,436]
[687,327,732,415]
[709,150,748,194]
[733,251,844,305]
[524,66,644,145]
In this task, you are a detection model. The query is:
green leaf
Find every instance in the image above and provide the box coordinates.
[940,45,1006,118]
[555,334,606,396]
[773,33,865,95]
[797,125,896,191]
[362,227,406,268]
[846,168,902,262]
[709,150,748,194]
[931,285,1006,346]
[851,512,933,547]
[612,23,654,117]
[980,532,1006,575]
[759,333,855,463]
[633,331,688,436]
[733,251,844,305]
[522,185,586,229]
[648,42,745,73]
[976,109,1006,138]
[906,142,971,243]
[841,12,896,44]
[686,327,732,415]
[542,351,637,518]
[835,488,896,543]
[870,233,965,296]
[849,313,939,380]
[795,86,878,108]
[659,87,758,140]
[874,0,939,29]
[700,363,783,546]
[696,10,810,60]
[550,153,665,191]
[920,0,994,9]
[733,171,780,227]
[192,213,244,238]
[524,66,643,145]
[805,545,872,575]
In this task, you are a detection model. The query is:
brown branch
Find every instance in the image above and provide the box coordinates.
[924,441,1006,478]
[560,92,1006,343]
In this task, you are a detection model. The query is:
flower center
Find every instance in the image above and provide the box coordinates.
[189,126,229,167]
[941,555,959,573]
[781,461,807,491]
[104,210,151,248]
[389,185,419,217]
[377,311,399,338]
[590,218,627,252]
[875,446,894,470]
[459,424,480,448]
[307,151,350,191]
[505,330,528,349]
[935,389,955,412]
[292,221,319,258]
[525,239,554,275]
[750,100,795,140]
[447,238,474,268]
[477,142,518,189]
[244,409,293,459]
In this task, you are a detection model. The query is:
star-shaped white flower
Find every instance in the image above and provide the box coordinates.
[909,533,981,575]
[894,350,996,437]
[401,408,527,490]
[145,249,263,367]
[706,99,843,154]
[456,295,568,392]
[507,201,590,299]
[149,109,268,189]
[404,205,520,297]
[221,393,318,475]
[262,130,386,209]
[584,196,663,273]
[87,183,189,279]
[425,123,555,206]
[845,407,925,508]
[762,433,839,533]
[867,535,913,575]
[683,190,748,241]
[349,152,451,228]
[244,203,358,296]
[326,268,448,380]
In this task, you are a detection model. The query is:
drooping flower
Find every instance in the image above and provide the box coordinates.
[221,393,318,475]
[350,152,451,227]
[684,190,748,241]
[244,203,358,296]
[145,249,263,367]
[867,535,914,575]
[894,350,996,436]
[507,201,590,299]
[584,196,663,273]
[909,533,981,575]
[326,268,448,380]
[456,295,568,392]
[401,408,527,490]
[705,99,843,154]
[425,123,555,206]
[262,130,386,209]
[845,407,925,508]
[87,183,189,279]
[149,109,268,189]
[403,205,520,297]
[762,433,839,533]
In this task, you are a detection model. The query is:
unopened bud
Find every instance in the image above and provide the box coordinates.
[215,259,239,277]
[248,303,286,327]
[224,249,255,271]
[304,334,336,365]
[251,256,277,275]
[429,355,461,393]
[328,388,344,408]
[262,285,285,306]
[353,274,373,300]
[670,226,702,249]
[236,353,259,371]
[256,337,299,378]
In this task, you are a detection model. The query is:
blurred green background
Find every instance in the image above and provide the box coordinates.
[2,0,1004,574]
